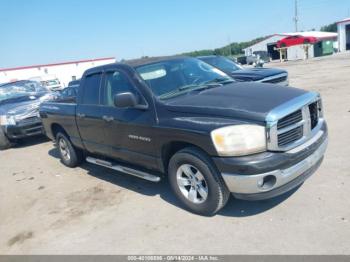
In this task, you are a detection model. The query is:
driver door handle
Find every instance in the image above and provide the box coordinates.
[77,113,85,118]
[102,115,114,122]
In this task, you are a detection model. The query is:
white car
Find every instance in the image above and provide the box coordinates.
[29,75,63,91]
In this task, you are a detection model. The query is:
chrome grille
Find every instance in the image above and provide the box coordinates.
[308,101,319,129]
[277,110,303,129]
[263,75,288,84]
[266,92,323,151]
[278,126,303,147]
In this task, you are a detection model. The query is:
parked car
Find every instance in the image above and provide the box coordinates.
[55,84,78,102]
[236,55,247,65]
[30,75,63,91]
[246,51,270,66]
[40,56,328,215]
[253,51,270,63]
[277,35,318,48]
[0,80,55,149]
[246,54,260,66]
[198,55,289,85]
[68,79,80,87]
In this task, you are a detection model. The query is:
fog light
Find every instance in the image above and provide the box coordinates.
[257,175,277,190]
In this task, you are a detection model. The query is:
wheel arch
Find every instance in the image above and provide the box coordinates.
[51,123,68,140]
[161,141,210,174]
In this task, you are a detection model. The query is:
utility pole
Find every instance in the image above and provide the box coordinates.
[227,36,231,57]
[293,0,299,32]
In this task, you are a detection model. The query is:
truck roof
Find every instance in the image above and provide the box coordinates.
[123,55,187,67]
[85,55,196,74]
[84,55,189,75]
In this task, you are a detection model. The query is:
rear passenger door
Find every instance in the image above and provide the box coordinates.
[76,72,108,155]
[100,69,158,170]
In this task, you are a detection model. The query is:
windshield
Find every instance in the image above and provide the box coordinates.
[200,56,243,73]
[0,81,48,103]
[136,58,234,99]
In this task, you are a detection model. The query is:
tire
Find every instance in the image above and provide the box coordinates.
[168,147,230,216]
[56,132,83,167]
[0,128,12,150]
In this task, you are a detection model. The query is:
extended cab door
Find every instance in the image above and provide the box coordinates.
[99,68,158,170]
[76,72,108,155]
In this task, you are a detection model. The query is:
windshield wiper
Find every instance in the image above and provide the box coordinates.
[158,85,205,100]
[178,82,222,91]
[158,82,227,100]
[203,78,235,85]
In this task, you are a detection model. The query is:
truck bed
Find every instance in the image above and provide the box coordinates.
[39,101,82,147]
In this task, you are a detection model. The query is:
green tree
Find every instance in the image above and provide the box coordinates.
[320,23,337,32]
[182,36,268,57]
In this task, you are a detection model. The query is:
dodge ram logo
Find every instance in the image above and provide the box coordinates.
[128,135,151,142]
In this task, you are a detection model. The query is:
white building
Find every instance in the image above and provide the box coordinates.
[243,34,285,58]
[337,18,350,52]
[243,31,337,61]
[0,57,116,86]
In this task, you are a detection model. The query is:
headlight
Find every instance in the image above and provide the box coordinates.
[0,115,16,126]
[211,125,266,156]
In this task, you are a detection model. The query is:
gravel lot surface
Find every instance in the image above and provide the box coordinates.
[1,52,350,254]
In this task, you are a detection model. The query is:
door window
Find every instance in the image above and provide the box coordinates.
[102,70,135,106]
[82,73,102,105]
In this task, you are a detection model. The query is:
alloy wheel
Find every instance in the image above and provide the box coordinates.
[176,164,208,204]
[59,138,71,161]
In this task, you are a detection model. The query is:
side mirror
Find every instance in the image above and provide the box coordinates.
[114,92,139,108]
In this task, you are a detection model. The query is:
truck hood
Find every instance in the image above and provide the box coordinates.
[230,68,286,81]
[0,93,52,120]
[163,82,307,122]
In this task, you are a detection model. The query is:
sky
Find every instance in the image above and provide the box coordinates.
[0,0,349,68]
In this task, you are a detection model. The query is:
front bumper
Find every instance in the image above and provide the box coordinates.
[4,117,44,139]
[213,125,328,200]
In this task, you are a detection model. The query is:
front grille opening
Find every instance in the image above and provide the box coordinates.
[278,126,303,147]
[277,110,303,130]
[18,116,40,125]
[308,102,319,129]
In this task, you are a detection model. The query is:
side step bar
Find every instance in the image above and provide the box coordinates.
[86,156,161,182]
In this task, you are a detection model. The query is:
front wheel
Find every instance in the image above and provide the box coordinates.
[168,147,230,216]
[0,128,12,150]
[56,132,83,167]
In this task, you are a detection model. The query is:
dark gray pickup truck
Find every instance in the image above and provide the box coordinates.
[40,56,328,215]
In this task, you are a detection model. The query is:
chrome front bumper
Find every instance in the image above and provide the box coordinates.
[221,136,328,197]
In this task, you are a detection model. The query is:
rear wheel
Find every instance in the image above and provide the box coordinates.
[168,147,230,216]
[56,132,83,167]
